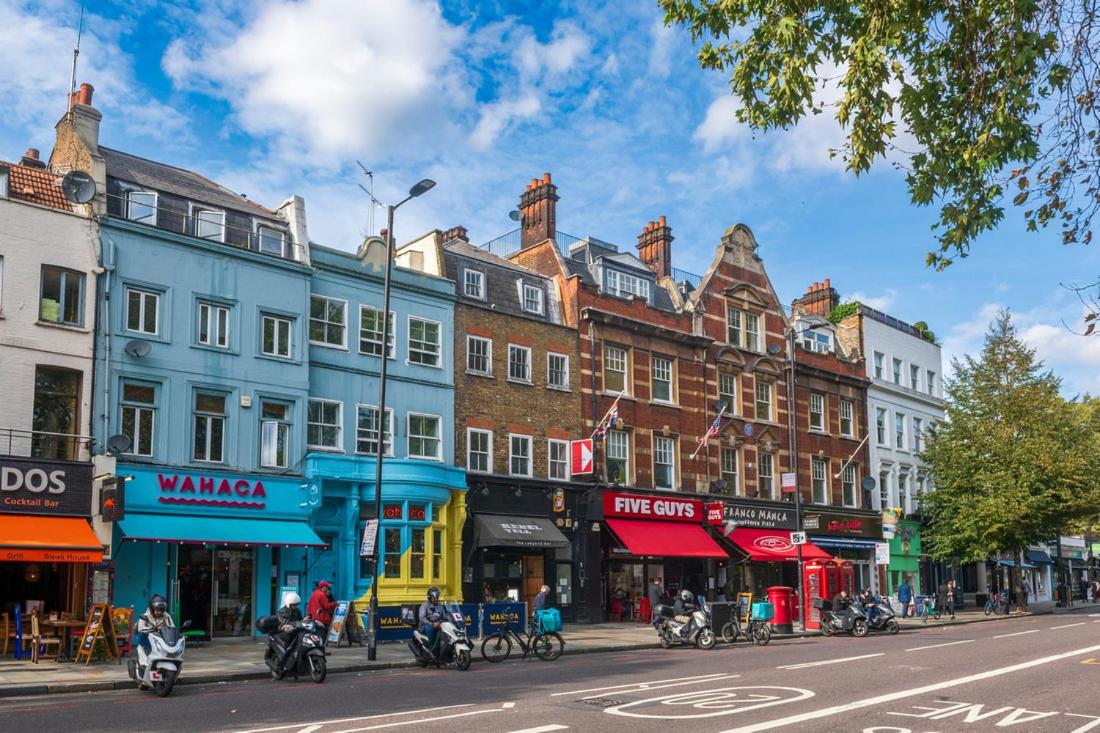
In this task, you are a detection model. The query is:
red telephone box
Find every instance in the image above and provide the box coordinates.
[803,559,842,629]
[837,560,855,595]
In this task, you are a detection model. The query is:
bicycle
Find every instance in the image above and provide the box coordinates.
[984,592,1009,616]
[481,622,564,663]
[921,597,942,624]
[719,615,772,646]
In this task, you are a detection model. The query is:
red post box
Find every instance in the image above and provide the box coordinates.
[767,586,794,634]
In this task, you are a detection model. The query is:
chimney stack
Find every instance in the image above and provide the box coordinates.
[442,225,469,243]
[20,148,45,169]
[793,278,839,317]
[518,172,558,250]
[636,215,674,278]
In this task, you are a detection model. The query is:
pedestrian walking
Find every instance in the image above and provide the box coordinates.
[935,582,949,620]
[946,580,957,619]
[648,577,664,611]
[898,577,913,618]
[1020,582,1029,612]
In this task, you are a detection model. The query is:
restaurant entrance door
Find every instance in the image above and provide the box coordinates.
[175,544,255,638]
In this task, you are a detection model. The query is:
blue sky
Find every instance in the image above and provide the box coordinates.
[4,0,1098,393]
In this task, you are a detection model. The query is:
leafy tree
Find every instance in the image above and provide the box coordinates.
[919,311,1100,593]
[662,0,1100,269]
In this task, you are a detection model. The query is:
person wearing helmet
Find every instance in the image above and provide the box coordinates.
[418,587,445,657]
[306,580,338,642]
[276,591,305,669]
[136,594,175,654]
[672,588,697,624]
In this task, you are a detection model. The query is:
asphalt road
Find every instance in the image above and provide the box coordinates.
[5,611,1100,733]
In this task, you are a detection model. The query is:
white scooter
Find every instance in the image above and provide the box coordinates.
[407,602,472,671]
[129,620,191,696]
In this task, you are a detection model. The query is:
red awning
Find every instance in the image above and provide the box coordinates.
[726,528,831,561]
[606,518,727,558]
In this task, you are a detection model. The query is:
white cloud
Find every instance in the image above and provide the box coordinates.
[469,94,541,151]
[694,96,750,153]
[646,16,675,78]
[517,22,590,77]
[846,288,898,312]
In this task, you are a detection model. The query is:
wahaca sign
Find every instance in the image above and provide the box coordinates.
[155,472,268,510]
[0,458,93,517]
[603,491,701,522]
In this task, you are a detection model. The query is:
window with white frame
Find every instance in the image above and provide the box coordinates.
[910,364,920,390]
[0,255,4,312]
[653,436,676,490]
[726,306,742,346]
[463,269,485,299]
[359,306,395,357]
[0,168,9,199]
[607,430,629,484]
[758,452,774,498]
[262,314,292,358]
[755,381,773,421]
[873,352,884,379]
[604,345,628,393]
[718,372,737,413]
[842,464,858,507]
[508,344,531,383]
[467,336,492,376]
[509,434,532,476]
[309,295,346,347]
[194,207,226,242]
[356,405,393,456]
[548,439,569,480]
[879,470,891,508]
[892,358,903,384]
[912,417,923,451]
[257,225,286,257]
[812,458,829,504]
[720,447,738,494]
[547,352,569,390]
[121,382,156,457]
[408,414,442,459]
[802,330,831,353]
[927,370,936,396]
[408,317,441,366]
[606,269,650,299]
[809,392,825,431]
[522,283,544,314]
[197,301,230,348]
[876,407,887,445]
[307,399,342,450]
[744,312,761,351]
[125,287,159,335]
[840,399,855,437]
[899,472,910,507]
[651,356,673,403]
[260,401,290,468]
[895,412,906,449]
[467,428,492,473]
[40,265,84,326]
[193,391,226,463]
[126,190,157,224]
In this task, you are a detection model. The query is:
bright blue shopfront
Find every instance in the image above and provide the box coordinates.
[112,464,324,638]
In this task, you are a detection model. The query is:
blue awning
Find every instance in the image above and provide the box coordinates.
[997,558,1037,569]
[1024,550,1055,566]
[118,513,326,547]
[810,536,881,550]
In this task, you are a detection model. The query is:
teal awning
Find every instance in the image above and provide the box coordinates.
[118,513,326,547]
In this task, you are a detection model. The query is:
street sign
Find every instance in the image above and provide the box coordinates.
[570,439,594,475]
[781,472,797,493]
[875,542,891,565]
[360,519,379,557]
[803,515,820,530]
[790,531,807,545]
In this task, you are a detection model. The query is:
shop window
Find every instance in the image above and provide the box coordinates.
[383,527,402,577]
[467,428,492,472]
[840,399,855,437]
[307,399,342,450]
[32,366,81,460]
[876,407,887,445]
[121,381,156,457]
[197,300,230,348]
[548,439,569,480]
[382,503,403,520]
[125,287,159,335]
[758,452,774,498]
[509,434,532,477]
[356,405,394,456]
[467,336,492,376]
[261,313,293,358]
[718,372,737,414]
[809,392,825,431]
[842,464,858,507]
[812,458,829,504]
[433,528,443,579]
[606,430,629,484]
[410,529,426,578]
[260,401,290,468]
[408,413,442,460]
[193,391,226,463]
[651,356,673,403]
[653,435,675,490]
[547,352,569,390]
[720,447,738,494]
[603,345,628,394]
[508,344,531,383]
[359,306,395,357]
[408,317,441,366]
[754,381,773,421]
[309,295,346,347]
[39,265,84,327]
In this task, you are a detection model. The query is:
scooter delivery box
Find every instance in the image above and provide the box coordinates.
[256,615,280,634]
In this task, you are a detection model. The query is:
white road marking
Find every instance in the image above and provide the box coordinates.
[1053,622,1087,629]
[993,629,1039,638]
[719,641,1100,733]
[297,728,321,733]
[579,675,741,700]
[506,726,568,733]
[777,652,884,670]
[551,673,731,697]
[606,687,815,720]
[331,706,509,733]
[905,639,974,652]
[230,705,477,733]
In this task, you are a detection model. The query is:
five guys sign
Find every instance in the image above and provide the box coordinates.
[602,491,701,522]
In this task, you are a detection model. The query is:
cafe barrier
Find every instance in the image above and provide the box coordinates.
[360,602,528,642]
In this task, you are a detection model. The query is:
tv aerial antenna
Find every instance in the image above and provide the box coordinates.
[67,0,86,114]
[356,161,380,235]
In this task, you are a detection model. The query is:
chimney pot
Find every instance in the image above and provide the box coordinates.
[379,228,389,239]
[542,172,551,184]
[636,215,674,278]
[78,82,94,106]
[517,172,559,249]
[530,178,539,188]
[824,277,831,288]
[658,215,666,227]
[24,148,39,160]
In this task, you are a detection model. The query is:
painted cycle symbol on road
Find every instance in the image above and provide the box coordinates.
[605,686,815,720]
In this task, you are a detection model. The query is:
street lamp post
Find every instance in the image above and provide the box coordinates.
[366,178,435,661]
[786,327,806,632]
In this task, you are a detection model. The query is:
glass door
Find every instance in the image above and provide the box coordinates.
[176,544,213,639]
[211,548,254,637]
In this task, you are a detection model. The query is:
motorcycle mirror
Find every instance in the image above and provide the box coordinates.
[181,619,193,629]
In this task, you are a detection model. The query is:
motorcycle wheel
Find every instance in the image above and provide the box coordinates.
[265,649,286,680]
[695,628,717,650]
[984,602,993,616]
[887,619,900,635]
[455,648,472,671]
[533,633,564,661]
[658,634,674,649]
[480,633,512,663]
[308,654,327,684]
[821,621,835,637]
[153,669,176,697]
[720,621,739,644]
[753,625,771,646]
[852,618,869,638]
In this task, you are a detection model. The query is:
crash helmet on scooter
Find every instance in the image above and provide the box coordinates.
[149,594,168,617]
[679,589,694,604]
[427,586,441,603]
[283,591,302,609]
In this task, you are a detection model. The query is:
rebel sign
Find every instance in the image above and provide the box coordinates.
[570,439,594,475]
[603,491,701,522]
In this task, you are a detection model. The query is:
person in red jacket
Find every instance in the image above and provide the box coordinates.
[306,580,338,642]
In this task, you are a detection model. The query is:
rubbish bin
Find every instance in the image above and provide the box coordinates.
[767,586,795,634]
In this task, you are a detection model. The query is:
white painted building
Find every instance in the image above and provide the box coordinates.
[0,152,98,460]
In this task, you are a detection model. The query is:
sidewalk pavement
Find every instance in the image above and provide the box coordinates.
[0,603,1091,698]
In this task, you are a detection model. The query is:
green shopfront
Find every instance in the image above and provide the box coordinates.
[885,519,921,596]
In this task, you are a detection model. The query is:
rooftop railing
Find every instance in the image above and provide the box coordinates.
[0,427,93,462]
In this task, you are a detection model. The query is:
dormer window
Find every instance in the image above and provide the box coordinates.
[522,283,544,314]
[193,207,226,242]
[464,269,485,300]
[801,329,832,353]
[257,225,286,257]
[606,269,649,299]
[126,190,157,224]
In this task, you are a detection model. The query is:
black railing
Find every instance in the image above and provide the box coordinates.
[479,229,586,259]
[0,427,93,461]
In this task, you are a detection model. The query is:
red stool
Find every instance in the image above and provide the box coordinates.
[636,598,651,623]
[609,599,623,621]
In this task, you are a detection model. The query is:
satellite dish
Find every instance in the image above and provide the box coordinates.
[861,476,877,492]
[766,343,782,355]
[60,170,97,204]
[106,434,133,455]
[124,339,152,358]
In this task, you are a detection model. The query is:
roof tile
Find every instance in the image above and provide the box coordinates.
[2,162,73,212]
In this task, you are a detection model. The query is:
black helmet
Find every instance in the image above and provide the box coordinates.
[679,589,694,603]
[427,586,440,602]
[150,594,168,612]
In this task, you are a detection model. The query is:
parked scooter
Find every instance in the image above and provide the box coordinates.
[652,597,716,650]
[818,605,858,636]
[128,620,191,696]
[407,602,472,671]
[851,597,900,637]
[260,617,327,683]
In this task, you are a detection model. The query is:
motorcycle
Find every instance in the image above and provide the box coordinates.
[850,598,900,637]
[128,620,191,697]
[818,605,859,637]
[407,602,472,671]
[652,600,716,649]
[261,617,327,683]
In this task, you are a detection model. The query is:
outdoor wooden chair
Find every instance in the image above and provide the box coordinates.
[1,612,14,656]
[112,606,134,658]
[29,611,62,663]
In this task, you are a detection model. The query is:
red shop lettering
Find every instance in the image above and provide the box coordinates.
[827,519,863,533]
[157,473,268,499]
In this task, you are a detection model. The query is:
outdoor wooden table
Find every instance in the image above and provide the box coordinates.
[41,620,86,661]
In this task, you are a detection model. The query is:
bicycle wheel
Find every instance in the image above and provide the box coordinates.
[533,632,564,661]
[480,632,512,663]
[720,621,739,643]
[752,624,771,646]
[984,601,994,616]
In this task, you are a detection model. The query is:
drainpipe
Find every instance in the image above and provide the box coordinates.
[101,237,115,444]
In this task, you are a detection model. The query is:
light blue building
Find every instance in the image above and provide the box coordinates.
[301,239,466,609]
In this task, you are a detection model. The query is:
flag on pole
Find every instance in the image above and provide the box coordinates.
[591,390,625,440]
[690,406,728,459]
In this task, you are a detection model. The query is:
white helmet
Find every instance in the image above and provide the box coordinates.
[284,592,301,606]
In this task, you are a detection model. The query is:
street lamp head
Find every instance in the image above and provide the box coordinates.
[508,209,521,222]
[408,179,436,198]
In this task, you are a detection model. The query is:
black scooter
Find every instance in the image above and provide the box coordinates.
[257,616,327,683]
